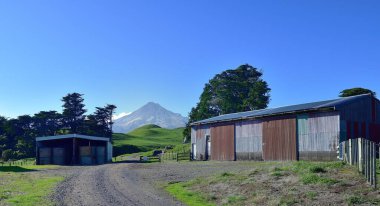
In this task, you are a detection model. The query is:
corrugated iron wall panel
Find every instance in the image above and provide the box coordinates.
[262,116,297,161]
[210,123,235,161]
[376,99,380,124]
[191,127,196,144]
[298,112,340,160]
[338,96,372,122]
[194,125,210,160]
[235,120,262,160]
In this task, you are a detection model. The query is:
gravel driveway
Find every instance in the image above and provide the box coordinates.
[51,161,258,206]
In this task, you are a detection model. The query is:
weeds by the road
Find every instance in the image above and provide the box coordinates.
[0,165,63,206]
[166,161,380,206]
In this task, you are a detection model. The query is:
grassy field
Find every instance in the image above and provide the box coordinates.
[166,161,380,206]
[0,165,63,206]
[112,124,185,156]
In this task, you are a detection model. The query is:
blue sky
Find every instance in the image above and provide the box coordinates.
[0,1,379,118]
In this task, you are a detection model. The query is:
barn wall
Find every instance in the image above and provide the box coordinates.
[262,116,297,161]
[297,112,340,161]
[339,96,380,143]
[191,127,196,145]
[339,95,372,141]
[370,99,380,143]
[192,125,210,160]
[210,123,235,161]
[235,120,262,160]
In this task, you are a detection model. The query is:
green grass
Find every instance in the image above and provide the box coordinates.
[0,165,63,206]
[166,181,215,206]
[112,124,185,156]
[166,161,379,205]
[300,173,339,185]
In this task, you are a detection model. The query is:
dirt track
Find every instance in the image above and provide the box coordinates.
[52,161,255,206]
[53,162,181,206]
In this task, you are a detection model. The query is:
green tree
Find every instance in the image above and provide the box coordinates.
[62,93,87,133]
[184,64,271,139]
[33,111,63,136]
[83,104,116,138]
[105,104,117,136]
[339,87,376,97]
[0,116,8,159]
[12,115,36,159]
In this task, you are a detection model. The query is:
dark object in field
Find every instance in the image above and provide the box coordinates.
[152,150,163,156]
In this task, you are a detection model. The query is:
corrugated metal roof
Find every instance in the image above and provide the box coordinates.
[191,94,373,125]
[36,134,110,142]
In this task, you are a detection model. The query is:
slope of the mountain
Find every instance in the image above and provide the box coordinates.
[113,102,188,133]
[112,124,184,156]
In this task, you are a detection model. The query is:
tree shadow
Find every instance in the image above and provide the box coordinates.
[0,166,37,172]
[111,160,159,164]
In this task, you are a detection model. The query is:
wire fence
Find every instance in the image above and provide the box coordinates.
[340,138,377,188]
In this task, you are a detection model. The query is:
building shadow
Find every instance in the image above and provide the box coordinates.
[0,166,37,172]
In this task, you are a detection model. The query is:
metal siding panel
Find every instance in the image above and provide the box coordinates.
[376,100,380,124]
[340,120,347,142]
[306,112,339,151]
[262,116,297,161]
[298,112,340,161]
[338,96,372,122]
[195,125,209,160]
[372,98,376,122]
[235,120,263,160]
[369,123,380,143]
[353,122,359,138]
[297,115,309,153]
[211,123,235,161]
[347,121,351,139]
[191,127,196,145]
[361,122,366,138]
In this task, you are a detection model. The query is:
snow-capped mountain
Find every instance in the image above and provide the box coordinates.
[113,102,188,133]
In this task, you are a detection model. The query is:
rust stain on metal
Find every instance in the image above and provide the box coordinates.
[262,116,297,161]
[210,123,235,161]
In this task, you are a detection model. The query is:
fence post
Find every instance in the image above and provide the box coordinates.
[359,138,362,172]
[366,140,370,182]
[372,142,376,188]
[176,153,178,162]
[349,139,352,165]
[369,141,372,185]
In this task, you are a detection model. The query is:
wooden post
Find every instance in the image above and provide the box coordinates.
[349,139,352,165]
[373,142,377,188]
[366,140,369,181]
[358,138,363,173]
[364,140,367,180]
[369,141,372,185]
[176,153,178,162]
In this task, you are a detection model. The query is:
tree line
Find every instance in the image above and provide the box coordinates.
[0,93,116,161]
[183,64,376,140]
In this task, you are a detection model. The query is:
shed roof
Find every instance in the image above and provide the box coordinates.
[191,94,374,125]
[36,134,110,142]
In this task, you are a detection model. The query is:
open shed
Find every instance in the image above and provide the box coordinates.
[36,134,112,165]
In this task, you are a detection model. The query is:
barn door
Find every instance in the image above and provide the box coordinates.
[262,117,297,161]
[210,123,235,161]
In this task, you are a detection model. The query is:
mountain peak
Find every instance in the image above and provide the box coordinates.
[143,102,162,107]
[113,102,188,133]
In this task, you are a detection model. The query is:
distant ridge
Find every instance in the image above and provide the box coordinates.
[113,102,188,133]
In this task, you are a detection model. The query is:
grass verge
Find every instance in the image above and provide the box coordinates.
[0,165,63,206]
[166,181,215,206]
[166,161,380,206]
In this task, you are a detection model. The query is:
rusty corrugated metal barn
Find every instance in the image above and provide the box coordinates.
[190,94,380,161]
